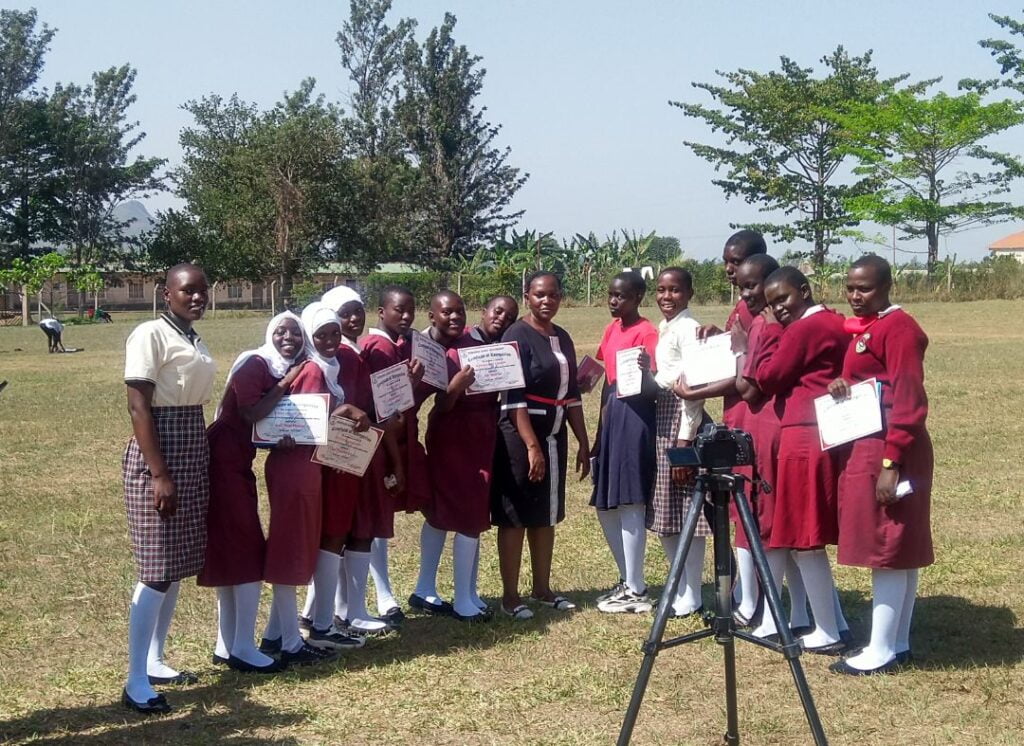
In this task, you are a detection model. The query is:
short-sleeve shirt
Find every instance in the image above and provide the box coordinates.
[124,317,216,407]
[596,317,659,384]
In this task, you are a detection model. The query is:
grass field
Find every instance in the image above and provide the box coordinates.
[1,300,1022,745]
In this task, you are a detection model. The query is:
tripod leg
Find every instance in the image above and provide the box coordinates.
[733,484,829,746]
[710,488,740,746]
[617,480,708,746]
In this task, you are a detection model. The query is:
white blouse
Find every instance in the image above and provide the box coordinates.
[124,317,216,407]
[654,309,705,441]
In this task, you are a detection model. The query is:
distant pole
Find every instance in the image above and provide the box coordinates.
[271,280,278,315]
[152,284,160,319]
[587,266,593,306]
[211,282,218,317]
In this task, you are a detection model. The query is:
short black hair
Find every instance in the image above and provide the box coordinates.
[166,262,205,286]
[724,229,767,257]
[430,289,463,308]
[612,270,646,296]
[658,266,693,291]
[523,270,562,294]
[850,254,893,286]
[738,254,780,279]
[765,266,811,293]
[485,294,518,309]
[378,284,414,308]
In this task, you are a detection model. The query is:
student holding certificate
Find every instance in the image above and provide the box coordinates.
[748,267,850,653]
[199,311,306,675]
[589,272,660,615]
[827,256,933,676]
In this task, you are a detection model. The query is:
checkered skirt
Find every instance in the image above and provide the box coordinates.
[123,406,210,582]
[647,390,710,537]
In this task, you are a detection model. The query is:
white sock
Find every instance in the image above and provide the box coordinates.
[413,522,448,603]
[834,584,850,633]
[126,583,164,702]
[346,550,387,632]
[311,550,341,631]
[469,541,487,610]
[335,554,349,621]
[263,595,281,641]
[845,569,907,670]
[620,505,647,595]
[272,585,303,653]
[596,508,626,583]
[232,582,275,667]
[147,581,181,678]
[453,533,483,617]
[735,547,759,621]
[301,583,315,620]
[659,534,704,615]
[895,568,919,654]
[785,553,810,628]
[370,538,398,614]
[752,549,789,638]
[792,550,841,647]
[214,587,235,659]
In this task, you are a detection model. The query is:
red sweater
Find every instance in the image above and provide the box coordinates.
[753,307,847,427]
[723,300,754,427]
[841,308,929,464]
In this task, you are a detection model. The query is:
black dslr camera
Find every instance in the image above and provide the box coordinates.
[666,423,754,471]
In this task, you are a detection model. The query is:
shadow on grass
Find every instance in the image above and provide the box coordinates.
[901,594,1024,669]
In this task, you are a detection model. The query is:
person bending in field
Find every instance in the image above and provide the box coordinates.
[39,317,65,353]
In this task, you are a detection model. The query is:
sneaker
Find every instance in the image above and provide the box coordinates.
[332,615,350,630]
[297,614,313,633]
[280,642,337,667]
[597,581,626,604]
[597,587,654,614]
[307,625,366,651]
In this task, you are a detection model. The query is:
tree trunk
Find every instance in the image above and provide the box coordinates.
[21,285,30,326]
[926,222,939,276]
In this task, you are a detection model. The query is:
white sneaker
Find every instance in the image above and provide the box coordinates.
[597,587,653,614]
[596,581,626,604]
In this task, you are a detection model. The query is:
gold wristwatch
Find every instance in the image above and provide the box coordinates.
[881,458,896,469]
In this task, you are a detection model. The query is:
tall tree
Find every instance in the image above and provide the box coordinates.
[396,13,527,263]
[964,13,1024,95]
[675,47,907,265]
[839,89,1024,273]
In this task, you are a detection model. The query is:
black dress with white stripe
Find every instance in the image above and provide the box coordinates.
[491,320,582,528]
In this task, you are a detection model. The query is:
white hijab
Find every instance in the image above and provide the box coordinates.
[218,311,303,417]
[322,285,363,311]
[300,301,346,403]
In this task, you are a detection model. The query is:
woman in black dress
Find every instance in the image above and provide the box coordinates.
[492,272,590,619]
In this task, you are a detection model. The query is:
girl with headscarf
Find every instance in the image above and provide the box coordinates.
[197,311,304,674]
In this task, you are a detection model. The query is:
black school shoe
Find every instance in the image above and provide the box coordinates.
[211,653,230,666]
[259,637,282,655]
[829,657,900,676]
[122,688,171,715]
[280,642,337,667]
[380,606,406,624]
[408,593,453,616]
[147,670,198,686]
[226,655,287,674]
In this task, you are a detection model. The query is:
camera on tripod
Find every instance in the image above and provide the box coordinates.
[666,423,754,471]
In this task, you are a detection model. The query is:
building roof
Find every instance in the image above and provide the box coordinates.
[988,230,1024,251]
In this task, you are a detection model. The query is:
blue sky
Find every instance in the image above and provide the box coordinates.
[10,0,1024,260]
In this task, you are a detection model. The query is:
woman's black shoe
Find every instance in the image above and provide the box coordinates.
[407,593,453,616]
[380,606,406,624]
[211,653,230,666]
[147,670,198,686]
[122,688,171,715]
[227,655,287,674]
[829,657,900,676]
[258,637,282,654]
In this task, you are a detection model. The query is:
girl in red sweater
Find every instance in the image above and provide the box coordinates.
[827,256,933,676]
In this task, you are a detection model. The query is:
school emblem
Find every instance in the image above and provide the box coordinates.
[855,333,871,354]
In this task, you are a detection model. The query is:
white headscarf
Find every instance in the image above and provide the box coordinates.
[217,311,303,417]
[300,301,346,403]
[322,285,363,312]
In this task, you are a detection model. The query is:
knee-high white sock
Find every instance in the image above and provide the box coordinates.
[845,569,907,670]
[127,583,165,702]
[661,534,704,614]
[469,540,486,610]
[272,585,302,654]
[596,508,626,583]
[620,505,647,595]
[833,584,849,633]
[792,550,841,647]
[346,550,387,632]
[214,586,235,659]
[232,582,274,667]
[895,568,919,654]
[413,522,448,603]
[311,550,341,631]
[263,595,281,641]
[735,547,759,620]
[301,583,315,620]
[453,533,482,617]
[335,554,349,621]
[752,549,789,638]
[370,538,398,614]
[147,581,181,678]
[785,552,810,628]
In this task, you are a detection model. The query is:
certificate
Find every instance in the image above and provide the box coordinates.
[615,346,644,398]
[814,378,883,450]
[252,393,330,446]
[457,341,526,394]
[370,362,415,421]
[577,354,605,391]
[312,415,385,477]
[411,331,449,390]
[679,334,738,387]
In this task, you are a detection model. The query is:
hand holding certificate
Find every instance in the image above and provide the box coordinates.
[411,331,449,390]
[370,362,415,421]
[457,341,526,394]
[814,378,883,450]
[577,354,604,393]
[312,414,385,477]
[679,333,738,387]
[252,393,330,445]
[615,346,644,398]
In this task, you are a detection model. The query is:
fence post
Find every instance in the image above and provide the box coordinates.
[21,284,29,326]
[271,280,278,315]
[457,272,462,295]
[153,284,160,319]
[586,266,592,306]
[211,282,218,317]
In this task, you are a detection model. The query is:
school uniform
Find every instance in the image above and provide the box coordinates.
[491,320,582,528]
[123,314,216,582]
[836,307,934,570]
[753,306,847,549]
[361,329,431,513]
[425,334,499,536]
[320,346,366,542]
[723,300,754,429]
[590,317,659,511]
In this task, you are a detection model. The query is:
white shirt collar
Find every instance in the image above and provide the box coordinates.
[367,327,395,341]
[800,304,825,320]
[341,336,361,352]
[659,307,693,331]
[878,304,901,317]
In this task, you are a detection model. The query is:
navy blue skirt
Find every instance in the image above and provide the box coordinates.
[590,382,656,510]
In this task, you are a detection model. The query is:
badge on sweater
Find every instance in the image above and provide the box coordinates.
[855,333,871,353]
